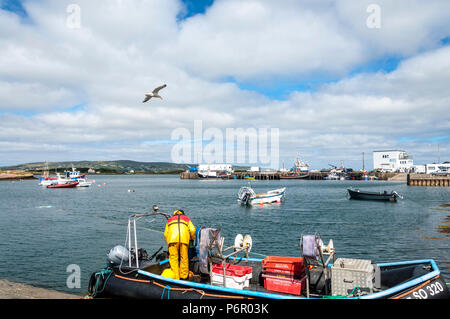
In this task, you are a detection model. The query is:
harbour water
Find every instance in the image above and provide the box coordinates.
[0,175,448,296]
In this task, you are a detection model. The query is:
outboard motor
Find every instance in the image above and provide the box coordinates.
[107,245,129,266]
[238,186,255,205]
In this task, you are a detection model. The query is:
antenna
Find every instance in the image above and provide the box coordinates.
[438,144,440,164]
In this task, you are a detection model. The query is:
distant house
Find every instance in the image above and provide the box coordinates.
[88,168,96,174]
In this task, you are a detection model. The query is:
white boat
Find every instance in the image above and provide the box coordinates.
[238,186,286,205]
[39,178,57,186]
[76,178,92,187]
[52,171,92,187]
[39,162,57,186]
[39,164,92,187]
[198,164,233,179]
[293,154,309,173]
[324,172,340,180]
[64,165,91,187]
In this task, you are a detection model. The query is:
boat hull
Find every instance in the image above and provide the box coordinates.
[47,182,79,188]
[347,189,397,202]
[247,188,286,205]
[88,259,449,300]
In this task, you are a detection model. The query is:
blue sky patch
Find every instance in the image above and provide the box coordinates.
[0,0,27,17]
[177,0,214,21]
[398,135,450,144]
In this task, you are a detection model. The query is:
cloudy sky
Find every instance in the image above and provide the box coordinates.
[1,0,449,169]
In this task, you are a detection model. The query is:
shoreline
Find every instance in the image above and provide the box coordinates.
[0,279,81,299]
[0,173,36,181]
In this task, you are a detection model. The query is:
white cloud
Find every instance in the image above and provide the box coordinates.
[0,0,449,167]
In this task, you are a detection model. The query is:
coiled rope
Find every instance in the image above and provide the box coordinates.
[89,267,113,297]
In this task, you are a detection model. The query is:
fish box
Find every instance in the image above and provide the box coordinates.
[211,263,252,289]
[262,273,305,295]
[262,256,305,277]
[331,258,380,296]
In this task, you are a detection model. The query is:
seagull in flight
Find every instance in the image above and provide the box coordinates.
[143,84,167,103]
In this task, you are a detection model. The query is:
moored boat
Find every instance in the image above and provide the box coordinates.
[347,188,402,202]
[87,209,449,300]
[280,173,309,180]
[238,186,286,205]
[47,181,79,188]
[39,162,57,186]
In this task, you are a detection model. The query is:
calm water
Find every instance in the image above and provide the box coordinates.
[0,175,449,295]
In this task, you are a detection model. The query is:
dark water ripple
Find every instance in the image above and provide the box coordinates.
[0,175,449,295]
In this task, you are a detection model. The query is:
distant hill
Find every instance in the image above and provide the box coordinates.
[0,160,194,174]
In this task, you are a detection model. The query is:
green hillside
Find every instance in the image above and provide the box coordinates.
[0,160,193,174]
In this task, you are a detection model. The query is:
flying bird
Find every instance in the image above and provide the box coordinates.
[143,84,167,103]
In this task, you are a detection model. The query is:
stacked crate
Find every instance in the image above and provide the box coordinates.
[262,256,306,295]
[211,263,253,289]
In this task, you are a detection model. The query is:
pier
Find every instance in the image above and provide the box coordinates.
[407,173,450,187]
[180,171,368,180]
[0,171,36,181]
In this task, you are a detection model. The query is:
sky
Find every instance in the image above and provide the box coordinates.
[0,0,449,170]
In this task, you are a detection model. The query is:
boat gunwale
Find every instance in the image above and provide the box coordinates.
[136,257,440,299]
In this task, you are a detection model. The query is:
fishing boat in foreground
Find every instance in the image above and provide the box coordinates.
[238,186,286,205]
[87,208,449,299]
[347,188,402,202]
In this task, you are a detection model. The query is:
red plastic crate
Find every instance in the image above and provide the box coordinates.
[262,273,305,295]
[212,263,252,277]
[262,256,305,276]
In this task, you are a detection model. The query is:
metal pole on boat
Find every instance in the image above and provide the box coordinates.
[133,218,139,268]
[128,219,132,267]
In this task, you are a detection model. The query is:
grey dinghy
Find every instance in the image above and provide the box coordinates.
[88,209,449,300]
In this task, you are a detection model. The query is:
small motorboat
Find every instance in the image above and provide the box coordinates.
[347,188,402,202]
[76,178,92,187]
[238,186,286,205]
[87,207,449,300]
[47,181,79,188]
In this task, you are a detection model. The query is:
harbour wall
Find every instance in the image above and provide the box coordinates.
[407,173,450,187]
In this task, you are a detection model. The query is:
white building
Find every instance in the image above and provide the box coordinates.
[373,150,414,172]
[413,165,426,173]
[425,163,450,174]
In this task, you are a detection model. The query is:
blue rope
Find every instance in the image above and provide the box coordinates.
[161,285,171,299]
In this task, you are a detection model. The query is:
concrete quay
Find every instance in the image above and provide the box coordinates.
[0,280,80,299]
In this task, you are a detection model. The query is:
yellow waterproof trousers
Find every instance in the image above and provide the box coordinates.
[168,243,189,280]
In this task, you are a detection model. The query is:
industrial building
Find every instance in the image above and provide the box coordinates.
[373,150,414,172]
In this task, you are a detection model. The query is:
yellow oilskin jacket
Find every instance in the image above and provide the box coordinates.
[164,214,196,245]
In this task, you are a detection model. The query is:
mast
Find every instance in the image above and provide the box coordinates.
[362,152,365,172]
